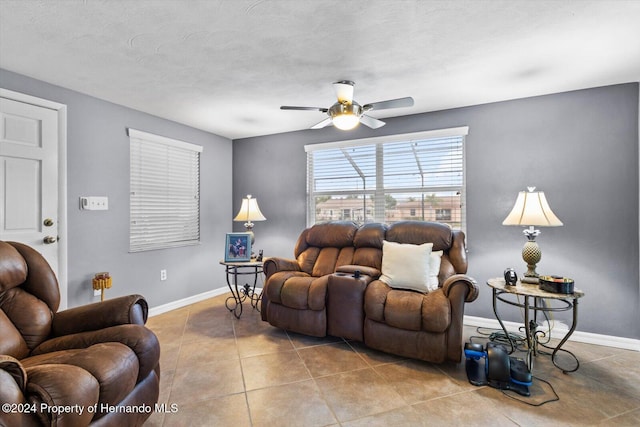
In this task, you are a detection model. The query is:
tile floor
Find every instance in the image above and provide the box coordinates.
[144,294,640,426]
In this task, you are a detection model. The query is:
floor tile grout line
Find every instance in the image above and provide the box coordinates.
[313,363,412,425]
[599,405,640,423]
[287,329,342,426]
[164,307,190,398]
[294,331,492,422]
[231,311,255,427]
[300,337,412,424]
[159,307,192,427]
[343,338,373,368]
[357,355,418,411]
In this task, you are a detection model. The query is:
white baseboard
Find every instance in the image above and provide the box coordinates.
[148,287,263,317]
[148,287,228,317]
[464,315,640,352]
[148,293,638,352]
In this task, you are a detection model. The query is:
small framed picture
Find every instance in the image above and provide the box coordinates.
[225,232,252,262]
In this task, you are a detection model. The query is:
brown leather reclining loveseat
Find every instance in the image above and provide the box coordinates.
[262,221,478,363]
[0,241,160,427]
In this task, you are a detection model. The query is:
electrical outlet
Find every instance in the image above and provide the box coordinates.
[94,289,101,297]
[160,269,167,281]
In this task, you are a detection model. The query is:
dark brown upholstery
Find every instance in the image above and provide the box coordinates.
[262,221,359,336]
[0,241,160,427]
[262,221,478,363]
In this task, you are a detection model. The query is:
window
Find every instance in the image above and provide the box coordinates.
[306,127,467,230]
[436,209,452,221]
[129,129,203,252]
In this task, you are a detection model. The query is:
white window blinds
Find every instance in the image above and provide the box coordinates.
[305,127,467,229]
[129,129,203,252]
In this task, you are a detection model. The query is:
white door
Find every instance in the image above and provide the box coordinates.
[0,96,59,283]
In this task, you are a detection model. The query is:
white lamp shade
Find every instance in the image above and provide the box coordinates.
[502,189,563,227]
[234,195,266,222]
[333,81,355,104]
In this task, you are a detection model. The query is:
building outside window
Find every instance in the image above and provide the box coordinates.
[436,208,452,221]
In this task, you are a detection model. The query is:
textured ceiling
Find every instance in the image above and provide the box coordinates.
[1,0,640,140]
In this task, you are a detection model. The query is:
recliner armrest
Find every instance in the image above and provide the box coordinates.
[0,356,98,427]
[51,294,148,337]
[263,257,300,279]
[32,324,160,383]
[26,363,99,426]
[0,355,27,391]
[442,274,478,302]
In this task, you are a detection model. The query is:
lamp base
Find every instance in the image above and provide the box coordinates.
[521,239,542,284]
[244,225,256,258]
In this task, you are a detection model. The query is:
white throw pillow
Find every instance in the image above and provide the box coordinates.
[379,240,433,293]
[428,251,443,292]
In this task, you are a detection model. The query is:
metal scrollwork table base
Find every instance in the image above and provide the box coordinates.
[487,278,585,374]
[220,260,263,319]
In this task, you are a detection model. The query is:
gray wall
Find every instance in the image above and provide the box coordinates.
[234,83,640,340]
[2,67,637,340]
[1,69,233,309]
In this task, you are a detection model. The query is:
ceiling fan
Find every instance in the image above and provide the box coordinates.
[280,81,414,131]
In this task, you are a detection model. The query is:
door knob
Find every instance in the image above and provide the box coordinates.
[43,236,58,244]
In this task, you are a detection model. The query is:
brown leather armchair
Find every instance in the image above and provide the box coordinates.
[0,241,160,427]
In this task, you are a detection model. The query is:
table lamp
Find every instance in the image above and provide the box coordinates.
[233,194,266,247]
[502,187,563,284]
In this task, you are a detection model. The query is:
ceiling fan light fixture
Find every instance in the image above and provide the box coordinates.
[280,81,413,131]
[329,102,361,130]
[332,114,360,130]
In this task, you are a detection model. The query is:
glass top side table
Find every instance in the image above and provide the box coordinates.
[220,260,263,319]
[487,277,585,373]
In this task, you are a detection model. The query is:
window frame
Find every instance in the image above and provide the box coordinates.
[128,128,203,252]
[305,127,468,229]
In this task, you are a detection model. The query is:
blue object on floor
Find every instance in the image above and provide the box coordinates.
[464,342,532,397]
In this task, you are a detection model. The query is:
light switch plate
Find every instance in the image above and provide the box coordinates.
[80,196,109,210]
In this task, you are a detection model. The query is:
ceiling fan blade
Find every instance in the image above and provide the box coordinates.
[363,97,414,111]
[359,114,386,129]
[311,117,333,129]
[281,106,329,112]
[333,80,355,104]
